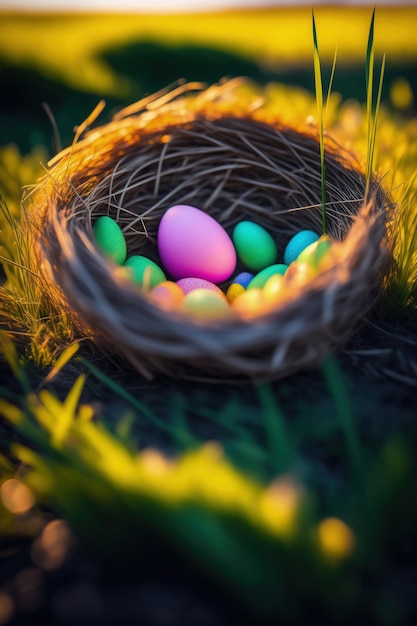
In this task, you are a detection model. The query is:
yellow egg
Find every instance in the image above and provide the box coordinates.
[263,274,287,307]
[226,282,245,303]
[231,288,268,319]
[285,261,317,286]
[150,281,185,311]
[181,289,232,321]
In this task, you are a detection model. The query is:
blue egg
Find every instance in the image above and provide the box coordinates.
[233,272,254,288]
[284,230,320,266]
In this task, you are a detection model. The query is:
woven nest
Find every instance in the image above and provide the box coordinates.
[28,80,391,381]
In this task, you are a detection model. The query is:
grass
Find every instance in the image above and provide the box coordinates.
[365,8,386,202]
[0,341,416,622]
[0,7,417,624]
[0,191,75,368]
[312,9,338,235]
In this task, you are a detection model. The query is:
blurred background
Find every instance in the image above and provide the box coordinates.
[0,1,416,155]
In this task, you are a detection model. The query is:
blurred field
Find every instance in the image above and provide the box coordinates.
[1,6,416,97]
[1,6,416,154]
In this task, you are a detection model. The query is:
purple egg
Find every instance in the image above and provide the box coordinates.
[158,205,236,282]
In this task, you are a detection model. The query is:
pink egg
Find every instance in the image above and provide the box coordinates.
[158,205,236,282]
[177,277,223,295]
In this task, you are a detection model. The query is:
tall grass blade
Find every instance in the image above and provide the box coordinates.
[366,8,375,136]
[324,48,338,124]
[312,10,327,234]
[364,9,385,203]
[368,53,386,196]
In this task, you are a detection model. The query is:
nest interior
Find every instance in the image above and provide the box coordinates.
[28,82,391,381]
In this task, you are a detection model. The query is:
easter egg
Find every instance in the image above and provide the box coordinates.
[232,221,278,271]
[158,205,236,282]
[232,272,254,288]
[285,261,317,285]
[124,256,166,289]
[247,264,288,290]
[231,288,267,319]
[182,289,232,321]
[283,230,320,266]
[93,215,127,265]
[263,274,287,306]
[296,235,332,269]
[176,277,223,295]
[150,281,185,310]
[226,283,245,303]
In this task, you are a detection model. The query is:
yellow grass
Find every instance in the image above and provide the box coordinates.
[0,7,416,96]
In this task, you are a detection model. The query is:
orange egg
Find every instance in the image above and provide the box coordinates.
[231,288,268,319]
[150,280,185,310]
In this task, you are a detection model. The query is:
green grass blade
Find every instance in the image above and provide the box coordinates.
[312,10,327,234]
[365,8,376,199]
[324,48,338,125]
[369,53,386,186]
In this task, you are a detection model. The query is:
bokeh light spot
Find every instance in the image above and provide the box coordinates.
[317,517,356,560]
[31,520,73,571]
[259,476,301,538]
[0,479,35,515]
[390,77,414,110]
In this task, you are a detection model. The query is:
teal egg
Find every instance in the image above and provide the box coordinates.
[93,216,127,265]
[232,221,277,271]
[247,264,288,289]
[124,256,166,289]
[283,230,320,266]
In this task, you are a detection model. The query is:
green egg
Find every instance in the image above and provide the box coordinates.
[93,215,127,265]
[232,221,278,271]
[296,235,332,268]
[124,255,166,289]
[247,264,288,289]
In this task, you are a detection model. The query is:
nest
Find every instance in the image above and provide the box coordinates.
[27,80,391,381]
